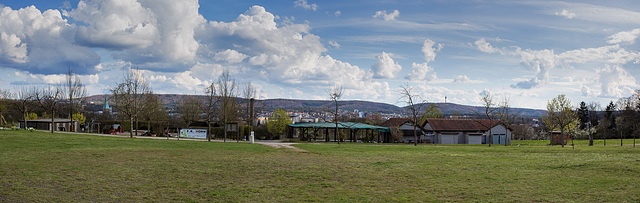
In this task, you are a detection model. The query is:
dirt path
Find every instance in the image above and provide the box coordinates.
[53,130,305,150]
[254,141,304,151]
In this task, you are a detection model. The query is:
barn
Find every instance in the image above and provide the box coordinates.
[422,118,511,144]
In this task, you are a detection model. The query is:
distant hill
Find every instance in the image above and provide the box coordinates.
[427,103,546,118]
[84,94,545,117]
[257,99,402,113]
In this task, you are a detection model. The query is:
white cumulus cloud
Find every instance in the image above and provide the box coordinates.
[474,38,500,54]
[596,65,638,98]
[328,40,340,48]
[197,5,391,100]
[406,39,442,81]
[68,0,206,71]
[514,48,555,88]
[0,5,100,74]
[372,10,399,21]
[453,75,470,83]
[406,62,436,81]
[66,0,158,49]
[0,32,28,63]
[421,39,443,62]
[213,49,248,64]
[475,38,640,91]
[607,28,640,45]
[555,9,576,19]
[293,0,317,11]
[371,52,402,79]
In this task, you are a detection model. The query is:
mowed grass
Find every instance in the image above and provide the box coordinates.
[1,130,639,202]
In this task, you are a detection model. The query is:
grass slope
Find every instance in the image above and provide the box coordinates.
[1,130,639,202]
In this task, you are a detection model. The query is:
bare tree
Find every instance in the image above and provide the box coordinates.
[389,126,403,143]
[328,86,344,144]
[216,70,239,142]
[577,101,590,146]
[634,90,640,147]
[0,89,10,126]
[243,82,256,132]
[14,87,35,129]
[63,68,87,132]
[111,68,152,138]
[586,102,601,146]
[498,96,517,146]
[616,90,640,147]
[398,84,424,146]
[542,94,577,148]
[601,101,616,146]
[616,97,636,147]
[35,85,63,133]
[178,94,201,129]
[200,83,219,141]
[140,94,166,135]
[477,91,497,147]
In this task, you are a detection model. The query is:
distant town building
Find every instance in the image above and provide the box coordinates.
[290,114,301,124]
[102,97,112,114]
[300,117,318,123]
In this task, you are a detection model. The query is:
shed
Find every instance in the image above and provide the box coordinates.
[422,119,511,144]
[550,131,570,145]
[286,122,390,142]
[19,118,79,132]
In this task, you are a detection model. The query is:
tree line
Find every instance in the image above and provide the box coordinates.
[1,67,638,146]
[0,68,86,133]
[0,67,308,141]
[537,93,639,147]
[108,67,260,141]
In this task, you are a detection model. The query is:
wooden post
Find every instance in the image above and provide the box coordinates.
[325,128,329,142]
[349,129,353,142]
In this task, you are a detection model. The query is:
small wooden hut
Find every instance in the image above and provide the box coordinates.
[550,131,571,145]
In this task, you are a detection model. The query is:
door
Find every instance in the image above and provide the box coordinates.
[468,136,482,144]
[442,135,458,144]
[492,134,505,144]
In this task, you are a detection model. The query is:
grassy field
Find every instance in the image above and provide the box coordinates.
[1,130,639,202]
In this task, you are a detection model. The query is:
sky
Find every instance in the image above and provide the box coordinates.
[1,0,639,110]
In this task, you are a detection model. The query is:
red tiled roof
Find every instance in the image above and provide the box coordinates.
[381,117,429,132]
[423,118,501,132]
[473,119,502,131]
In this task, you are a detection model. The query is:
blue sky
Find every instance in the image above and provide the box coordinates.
[1,0,639,109]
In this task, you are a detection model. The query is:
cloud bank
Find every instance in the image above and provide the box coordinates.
[0,1,394,101]
[474,31,640,97]
[0,5,100,74]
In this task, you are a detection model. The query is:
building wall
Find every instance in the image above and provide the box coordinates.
[484,125,512,144]
[435,132,463,144]
[466,134,483,144]
[402,131,429,143]
[400,122,428,143]
[438,133,460,144]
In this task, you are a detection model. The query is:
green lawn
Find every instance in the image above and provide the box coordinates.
[513,138,639,146]
[1,130,639,202]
